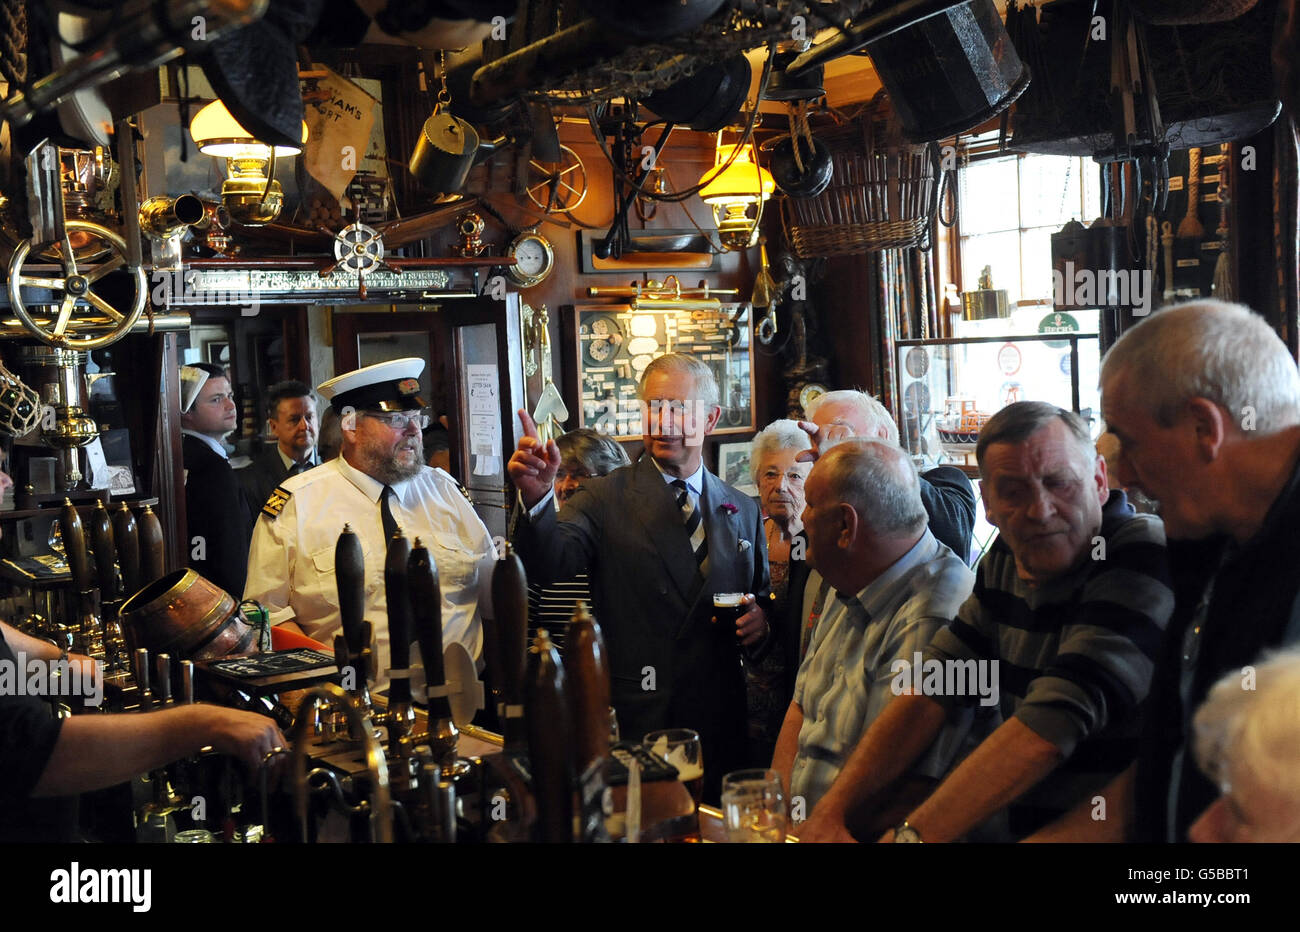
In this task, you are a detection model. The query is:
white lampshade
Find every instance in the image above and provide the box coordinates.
[189,99,307,158]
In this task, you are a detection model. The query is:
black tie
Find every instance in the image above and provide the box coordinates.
[381,485,399,540]
[290,459,311,476]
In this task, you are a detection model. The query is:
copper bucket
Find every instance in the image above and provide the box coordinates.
[119,568,259,662]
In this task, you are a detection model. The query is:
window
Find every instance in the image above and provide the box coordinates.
[950,151,1103,337]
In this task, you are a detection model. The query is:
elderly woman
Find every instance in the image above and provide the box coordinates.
[527,428,630,650]
[745,419,813,765]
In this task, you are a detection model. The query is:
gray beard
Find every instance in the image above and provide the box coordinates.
[367,456,422,485]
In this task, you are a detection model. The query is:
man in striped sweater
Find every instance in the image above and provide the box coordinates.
[798,402,1174,842]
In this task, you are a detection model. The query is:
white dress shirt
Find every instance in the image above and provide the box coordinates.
[244,455,495,690]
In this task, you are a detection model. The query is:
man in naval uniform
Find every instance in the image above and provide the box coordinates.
[244,358,495,691]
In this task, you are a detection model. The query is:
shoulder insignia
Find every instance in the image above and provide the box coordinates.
[458,481,473,504]
[262,486,292,519]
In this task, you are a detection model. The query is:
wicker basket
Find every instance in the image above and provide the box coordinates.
[781,106,940,259]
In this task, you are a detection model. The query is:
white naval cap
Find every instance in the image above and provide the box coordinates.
[317,357,428,413]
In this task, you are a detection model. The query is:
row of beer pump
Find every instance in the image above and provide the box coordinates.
[315,521,614,844]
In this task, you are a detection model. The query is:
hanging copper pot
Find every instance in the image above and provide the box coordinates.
[864,0,1031,143]
[119,568,258,662]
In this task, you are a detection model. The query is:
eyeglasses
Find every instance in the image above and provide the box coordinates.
[362,410,430,431]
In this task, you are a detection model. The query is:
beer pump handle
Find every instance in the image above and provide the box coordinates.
[490,545,529,720]
[154,652,172,705]
[90,500,118,599]
[383,531,413,706]
[61,499,93,594]
[138,505,166,583]
[525,631,574,842]
[178,661,194,705]
[335,525,366,656]
[408,542,450,714]
[113,503,141,598]
[133,647,151,709]
[564,602,612,773]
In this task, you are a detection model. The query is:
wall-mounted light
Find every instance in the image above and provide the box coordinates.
[190,99,308,226]
[697,137,774,251]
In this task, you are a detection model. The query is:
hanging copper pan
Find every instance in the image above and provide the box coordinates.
[119,568,259,662]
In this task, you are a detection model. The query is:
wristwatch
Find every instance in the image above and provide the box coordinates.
[893,820,923,843]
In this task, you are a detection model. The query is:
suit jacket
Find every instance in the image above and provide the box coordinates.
[238,445,312,521]
[513,456,770,800]
[182,434,253,598]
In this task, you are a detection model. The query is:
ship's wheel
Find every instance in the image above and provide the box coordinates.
[6,220,146,350]
[525,145,588,215]
[332,222,385,275]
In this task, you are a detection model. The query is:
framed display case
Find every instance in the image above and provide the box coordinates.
[561,303,755,440]
[894,333,1101,468]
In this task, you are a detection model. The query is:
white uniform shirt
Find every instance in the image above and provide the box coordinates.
[243,455,495,690]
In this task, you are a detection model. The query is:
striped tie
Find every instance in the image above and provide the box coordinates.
[672,479,708,574]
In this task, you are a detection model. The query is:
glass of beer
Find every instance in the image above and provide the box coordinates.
[720,769,787,843]
[643,728,704,806]
[713,592,746,637]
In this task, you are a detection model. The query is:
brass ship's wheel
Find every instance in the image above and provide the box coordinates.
[6,219,147,350]
[525,144,588,215]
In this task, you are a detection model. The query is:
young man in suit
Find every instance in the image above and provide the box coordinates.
[240,380,320,519]
[509,353,770,802]
[180,363,252,597]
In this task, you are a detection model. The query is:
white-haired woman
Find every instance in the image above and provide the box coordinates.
[744,419,812,764]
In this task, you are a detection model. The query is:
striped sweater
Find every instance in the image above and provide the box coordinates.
[923,491,1174,838]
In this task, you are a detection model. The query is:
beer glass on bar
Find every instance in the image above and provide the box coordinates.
[644,727,704,838]
[721,769,787,843]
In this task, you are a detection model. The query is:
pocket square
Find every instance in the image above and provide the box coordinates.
[738,539,751,553]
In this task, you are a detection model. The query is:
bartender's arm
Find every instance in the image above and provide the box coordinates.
[1,622,96,680]
[32,704,285,797]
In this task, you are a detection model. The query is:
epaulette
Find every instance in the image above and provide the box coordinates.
[458,481,473,504]
[262,486,292,519]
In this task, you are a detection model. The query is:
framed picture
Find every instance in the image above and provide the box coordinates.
[716,440,758,497]
[561,303,756,440]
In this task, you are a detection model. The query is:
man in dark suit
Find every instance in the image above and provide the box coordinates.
[180,363,252,597]
[509,354,770,801]
[239,380,320,519]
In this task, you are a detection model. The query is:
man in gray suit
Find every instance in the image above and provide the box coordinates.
[509,354,770,801]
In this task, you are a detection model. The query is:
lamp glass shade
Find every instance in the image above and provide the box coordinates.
[189,99,307,157]
[698,143,774,203]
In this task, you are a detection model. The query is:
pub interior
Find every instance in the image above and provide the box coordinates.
[1,0,1299,856]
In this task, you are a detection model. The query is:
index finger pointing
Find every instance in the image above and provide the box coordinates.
[518,408,539,440]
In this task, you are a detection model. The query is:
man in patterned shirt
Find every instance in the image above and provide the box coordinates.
[798,402,1174,842]
[771,439,980,837]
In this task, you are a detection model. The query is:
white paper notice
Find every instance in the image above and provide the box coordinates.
[466,364,502,476]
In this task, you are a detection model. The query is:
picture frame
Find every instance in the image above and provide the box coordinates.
[716,440,758,497]
[560,302,756,440]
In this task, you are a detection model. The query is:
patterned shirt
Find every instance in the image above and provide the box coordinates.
[924,491,1173,837]
[790,529,978,810]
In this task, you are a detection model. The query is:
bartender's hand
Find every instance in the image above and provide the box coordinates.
[198,705,288,773]
[712,594,769,647]
[798,800,857,843]
[508,408,561,508]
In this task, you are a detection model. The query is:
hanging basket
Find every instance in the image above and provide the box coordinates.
[780,100,940,258]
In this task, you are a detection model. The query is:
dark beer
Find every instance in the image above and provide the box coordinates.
[713,592,745,636]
